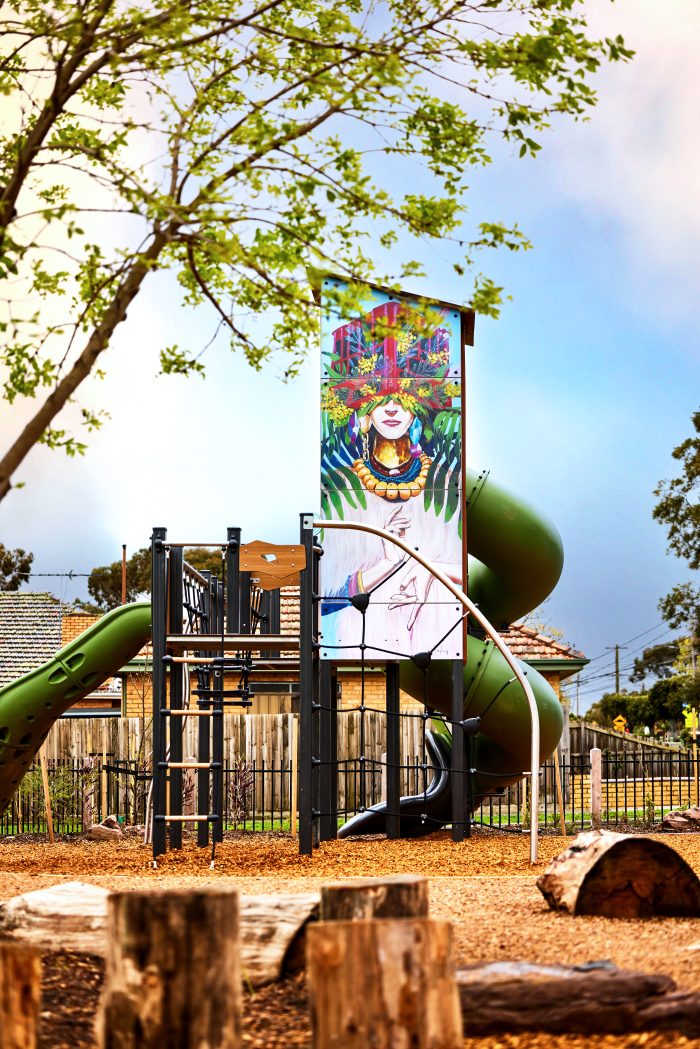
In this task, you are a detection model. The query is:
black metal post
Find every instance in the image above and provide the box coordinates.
[298,513,314,855]
[197,570,212,848]
[226,527,241,634]
[319,660,332,841]
[269,589,281,659]
[330,667,338,839]
[386,662,401,839]
[151,527,168,859]
[311,541,322,846]
[240,572,252,634]
[451,658,466,842]
[213,579,225,843]
[168,546,184,849]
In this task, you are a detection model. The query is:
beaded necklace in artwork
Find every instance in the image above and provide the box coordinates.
[351,452,432,501]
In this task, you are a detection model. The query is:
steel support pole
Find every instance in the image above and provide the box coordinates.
[330,667,338,839]
[239,572,251,634]
[319,660,333,841]
[168,546,184,849]
[213,579,225,843]
[151,527,168,860]
[312,543,321,847]
[226,527,240,633]
[298,513,315,855]
[386,662,401,840]
[197,570,212,848]
[451,658,466,842]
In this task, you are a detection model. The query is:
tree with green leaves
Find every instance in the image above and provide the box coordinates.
[654,409,700,636]
[0,0,631,499]
[80,545,224,610]
[628,640,681,684]
[0,543,33,590]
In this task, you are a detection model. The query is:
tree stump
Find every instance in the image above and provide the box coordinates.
[307,918,462,1049]
[320,874,428,921]
[537,829,700,918]
[97,888,241,1048]
[0,942,41,1049]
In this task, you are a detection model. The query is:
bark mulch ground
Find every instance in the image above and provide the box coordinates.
[7,831,700,1047]
[3,828,700,882]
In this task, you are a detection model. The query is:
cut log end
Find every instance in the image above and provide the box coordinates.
[537,830,700,918]
[320,874,428,922]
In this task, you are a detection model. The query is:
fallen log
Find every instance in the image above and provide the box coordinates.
[456,960,700,1037]
[536,829,700,917]
[0,941,41,1049]
[0,882,318,985]
[320,874,428,921]
[307,918,462,1049]
[97,888,241,1049]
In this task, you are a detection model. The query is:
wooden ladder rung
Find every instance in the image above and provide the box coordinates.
[154,815,219,822]
[163,763,220,769]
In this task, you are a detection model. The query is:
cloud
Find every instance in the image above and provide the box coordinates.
[545,0,700,311]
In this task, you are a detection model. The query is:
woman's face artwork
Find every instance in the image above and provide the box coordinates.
[320,289,464,660]
[369,399,413,439]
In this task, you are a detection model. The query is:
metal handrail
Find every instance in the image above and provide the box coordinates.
[316,517,541,863]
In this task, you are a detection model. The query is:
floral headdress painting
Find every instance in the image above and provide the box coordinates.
[321,299,462,529]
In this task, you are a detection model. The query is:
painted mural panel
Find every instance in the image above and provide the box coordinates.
[320,282,464,661]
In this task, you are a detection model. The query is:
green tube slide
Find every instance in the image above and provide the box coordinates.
[341,467,566,836]
[402,467,565,813]
[0,602,151,815]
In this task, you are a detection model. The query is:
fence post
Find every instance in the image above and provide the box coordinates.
[0,942,41,1049]
[590,747,602,828]
[97,889,241,1049]
[38,746,54,844]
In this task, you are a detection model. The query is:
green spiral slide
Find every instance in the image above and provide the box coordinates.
[0,602,151,815]
[339,465,566,836]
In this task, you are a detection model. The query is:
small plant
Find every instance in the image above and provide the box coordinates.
[644,794,658,828]
[226,758,254,831]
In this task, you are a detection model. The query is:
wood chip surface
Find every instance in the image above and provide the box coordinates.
[5,830,700,1047]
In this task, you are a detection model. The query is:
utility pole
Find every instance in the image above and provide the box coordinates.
[606,644,628,694]
[576,672,580,718]
[122,545,127,605]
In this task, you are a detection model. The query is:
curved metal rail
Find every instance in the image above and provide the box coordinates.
[317,518,541,863]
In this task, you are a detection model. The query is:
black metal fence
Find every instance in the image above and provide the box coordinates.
[4,746,699,836]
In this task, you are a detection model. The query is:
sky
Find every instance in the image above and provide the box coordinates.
[1,0,699,710]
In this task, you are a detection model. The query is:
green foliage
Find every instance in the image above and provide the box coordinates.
[654,409,700,632]
[80,548,151,611]
[80,545,227,609]
[629,641,681,684]
[0,0,632,494]
[0,543,33,590]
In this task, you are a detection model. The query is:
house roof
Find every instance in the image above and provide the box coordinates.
[500,622,588,674]
[0,592,73,688]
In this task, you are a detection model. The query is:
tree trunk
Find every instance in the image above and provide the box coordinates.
[0,942,41,1049]
[537,829,700,917]
[307,918,461,1049]
[97,889,241,1048]
[320,874,428,921]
